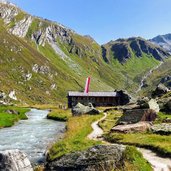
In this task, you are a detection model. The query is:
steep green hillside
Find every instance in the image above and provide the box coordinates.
[141,58,171,96]
[102,37,169,93]
[0,2,170,105]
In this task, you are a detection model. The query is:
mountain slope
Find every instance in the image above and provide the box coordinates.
[0,1,125,104]
[150,34,171,54]
[102,37,169,63]
[102,37,170,92]
[0,1,170,104]
[140,58,171,96]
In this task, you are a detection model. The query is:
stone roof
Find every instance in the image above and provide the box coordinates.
[68,91,118,97]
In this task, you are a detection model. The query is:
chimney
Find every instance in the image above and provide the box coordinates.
[84,77,91,93]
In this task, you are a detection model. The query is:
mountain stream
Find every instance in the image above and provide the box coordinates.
[0,109,65,164]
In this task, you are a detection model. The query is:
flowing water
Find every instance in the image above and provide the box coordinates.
[136,62,163,93]
[0,109,65,164]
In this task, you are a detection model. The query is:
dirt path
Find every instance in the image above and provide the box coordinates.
[87,113,107,140]
[88,113,171,171]
[138,148,171,171]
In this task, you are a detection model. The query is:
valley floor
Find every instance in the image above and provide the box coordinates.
[46,108,153,171]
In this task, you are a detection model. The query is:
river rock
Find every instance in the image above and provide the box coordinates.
[152,83,170,97]
[151,123,171,135]
[117,109,157,125]
[0,149,33,171]
[72,103,99,116]
[45,144,126,171]
[111,122,151,133]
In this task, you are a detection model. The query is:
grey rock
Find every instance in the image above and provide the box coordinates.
[151,123,171,135]
[32,64,39,73]
[117,109,157,125]
[148,99,160,113]
[0,2,18,24]
[45,145,126,171]
[32,64,50,75]
[23,73,32,81]
[9,16,33,38]
[157,97,171,112]
[39,65,50,75]
[117,90,131,105]
[5,109,19,115]
[152,83,170,97]
[157,97,171,109]
[72,103,99,116]
[0,91,6,99]
[9,90,17,100]
[50,84,56,90]
[137,97,150,109]
[0,149,33,171]
[104,103,140,112]
[111,122,151,133]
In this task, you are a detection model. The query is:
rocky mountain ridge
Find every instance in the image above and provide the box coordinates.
[102,37,169,64]
[150,34,171,54]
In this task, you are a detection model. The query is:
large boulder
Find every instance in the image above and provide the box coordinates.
[45,144,126,171]
[117,90,131,105]
[0,150,33,171]
[157,97,171,112]
[104,103,139,112]
[136,97,149,109]
[111,122,151,133]
[117,109,157,125]
[148,99,160,113]
[151,123,171,135]
[72,103,99,116]
[152,83,170,97]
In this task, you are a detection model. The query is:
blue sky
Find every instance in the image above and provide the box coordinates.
[10,0,171,44]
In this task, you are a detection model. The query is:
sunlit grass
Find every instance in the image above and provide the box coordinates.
[100,110,171,157]
[47,108,72,121]
[48,114,102,160]
[0,106,30,128]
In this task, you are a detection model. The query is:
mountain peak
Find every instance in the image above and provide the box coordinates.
[0,0,16,6]
[150,33,171,54]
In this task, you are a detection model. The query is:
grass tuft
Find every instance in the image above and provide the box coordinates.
[0,105,30,128]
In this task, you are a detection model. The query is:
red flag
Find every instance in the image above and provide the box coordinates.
[84,77,91,93]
